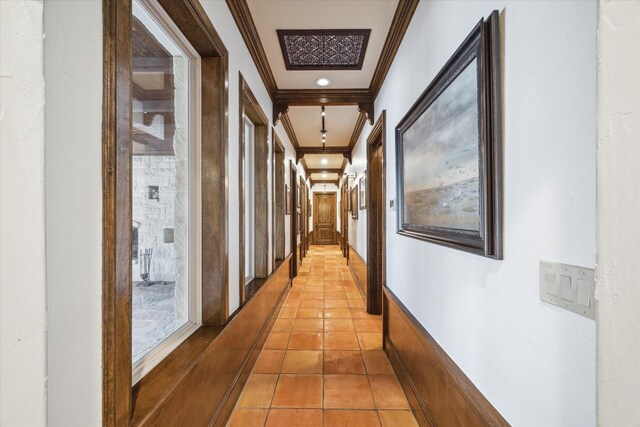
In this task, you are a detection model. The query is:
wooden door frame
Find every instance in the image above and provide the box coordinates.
[313,192,337,245]
[340,177,349,257]
[238,73,269,305]
[271,131,285,267]
[289,160,298,278]
[366,111,386,315]
[102,0,229,423]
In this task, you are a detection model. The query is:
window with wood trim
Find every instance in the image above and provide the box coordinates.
[103,0,228,422]
[239,75,269,304]
[273,132,286,266]
[130,0,203,383]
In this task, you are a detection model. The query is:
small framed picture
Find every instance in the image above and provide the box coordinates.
[351,186,358,220]
[359,172,366,210]
[285,185,291,214]
[296,184,301,208]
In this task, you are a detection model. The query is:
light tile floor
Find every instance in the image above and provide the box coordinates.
[227,246,419,427]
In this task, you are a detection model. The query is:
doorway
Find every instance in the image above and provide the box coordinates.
[366,112,386,315]
[314,192,337,245]
[340,177,349,256]
[289,160,298,278]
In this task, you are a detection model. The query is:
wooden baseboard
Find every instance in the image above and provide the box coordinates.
[383,287,510,427]
[347,243,367,299]
[134,255,292,426]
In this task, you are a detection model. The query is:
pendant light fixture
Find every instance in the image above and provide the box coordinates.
[321,105,327,151]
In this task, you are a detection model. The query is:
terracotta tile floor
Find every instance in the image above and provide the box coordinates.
[228,246,418,427]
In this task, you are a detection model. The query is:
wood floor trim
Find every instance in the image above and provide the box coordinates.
[383,286,510,427]
[133,255,292,426]
[347,242,367,300]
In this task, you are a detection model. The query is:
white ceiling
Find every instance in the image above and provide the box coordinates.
[310,172,341,181]
[246,0,399,90]
[304,154,344,169]
[288,105,360,147]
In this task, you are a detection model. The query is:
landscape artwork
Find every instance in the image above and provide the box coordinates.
[401,59,481,232]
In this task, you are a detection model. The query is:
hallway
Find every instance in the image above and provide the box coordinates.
[227,246,417,427]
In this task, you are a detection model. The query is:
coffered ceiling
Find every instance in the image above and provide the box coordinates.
[226,0,419,177]
[246,0,398,90]
[288,105,360,147]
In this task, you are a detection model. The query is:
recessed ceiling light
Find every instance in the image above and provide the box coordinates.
[315,78,331,87]
[322,172,328,178]
[320,158,329,165]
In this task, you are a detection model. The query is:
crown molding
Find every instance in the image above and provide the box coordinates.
[307,168,342,174]
[369,0,419,98]
[309,178,340,187]
[225,0,277,98]
[280,113,300,151]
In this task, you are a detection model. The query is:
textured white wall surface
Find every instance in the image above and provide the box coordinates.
[344,140,368,259]
[0,1,47,425]
[348,1,598,425]
[596,1,640,425]
[45,1,103,425]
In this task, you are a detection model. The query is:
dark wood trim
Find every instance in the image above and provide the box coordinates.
[274,88,372,106]
[225,0,418,111]
[102,0,133,424]
[369,0,420,98]
[358,102,375,125]
[383,287,510,427]
[225,0,277,98]
[157,0,228,57]
[272,131,286,266]
[348,112,367,152]
[277,29,371,71]
[312,192,337,245]
[366,111,386,315]
[296,146,352,163]
[200,58,230,325]
[300,157,310,177]
[239,74,270,306]
[103,1,230,423]
[307,168,342,174]
[384,334,436,427]
[347,243,367,299]
[340,177,349,257]
[280,113,300,151]
[289,160,298,278]
[135,256,293,426]
[309,179,340,187]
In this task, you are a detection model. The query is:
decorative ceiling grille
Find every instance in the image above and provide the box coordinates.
[277,29,371,70]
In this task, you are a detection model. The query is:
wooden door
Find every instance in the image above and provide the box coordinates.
[366,112,386,315]
[314,193,336,245]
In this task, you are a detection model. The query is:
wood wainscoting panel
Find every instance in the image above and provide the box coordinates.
[347,243,367,301]
[383,287,509,427]
[134,256,292,426]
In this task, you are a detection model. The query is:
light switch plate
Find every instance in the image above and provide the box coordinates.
[540,261,595,320]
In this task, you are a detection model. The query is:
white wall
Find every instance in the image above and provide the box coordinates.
[595,1,640,425]
[345,139,368,258]
[349,2,597,425]
[45,1,103,425]
[199,1,300,312]
[0,1,47,425]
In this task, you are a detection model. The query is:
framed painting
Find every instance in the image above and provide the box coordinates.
[359,172,367,210]
[296,184,301,208]
[350,186,358,220]
[285,185,291,214]
[395,11,502,259]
